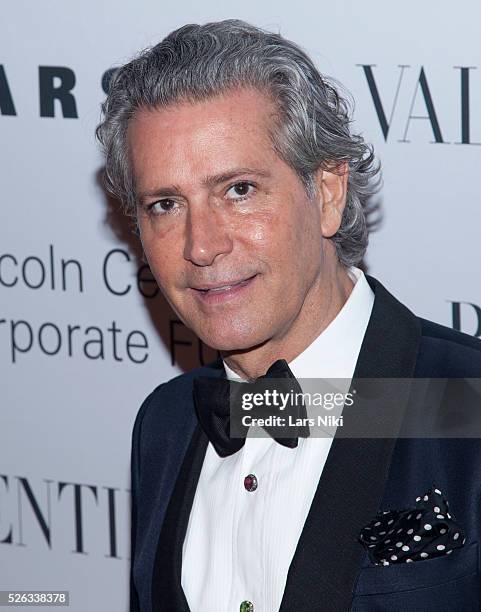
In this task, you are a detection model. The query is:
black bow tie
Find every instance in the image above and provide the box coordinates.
[193,358,310,458]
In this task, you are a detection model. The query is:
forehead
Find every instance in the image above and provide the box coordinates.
[127,87,281,190]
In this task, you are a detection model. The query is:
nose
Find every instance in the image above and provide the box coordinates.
[183,200,233,266]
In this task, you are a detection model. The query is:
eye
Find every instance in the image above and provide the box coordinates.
[146,199,178,216]
[225,181,256,201]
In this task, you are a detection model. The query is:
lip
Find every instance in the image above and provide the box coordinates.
[189,274,258,304]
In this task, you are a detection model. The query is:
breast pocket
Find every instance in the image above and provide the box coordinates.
[350,542,480,612]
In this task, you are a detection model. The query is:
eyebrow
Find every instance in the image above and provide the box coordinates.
[138,167,271,201]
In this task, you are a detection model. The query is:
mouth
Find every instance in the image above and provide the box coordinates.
[189,274,258,303]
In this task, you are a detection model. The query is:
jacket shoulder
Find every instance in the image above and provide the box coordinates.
[131,357,223,449]
[417,317,481,376]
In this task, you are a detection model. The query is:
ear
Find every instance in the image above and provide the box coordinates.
[315,162,349,238]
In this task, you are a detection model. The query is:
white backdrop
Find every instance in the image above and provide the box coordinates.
[1,1,480,610]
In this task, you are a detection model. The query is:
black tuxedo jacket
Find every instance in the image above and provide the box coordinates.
[130,275,481,611]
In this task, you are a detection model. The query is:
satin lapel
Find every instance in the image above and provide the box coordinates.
[151,422,208,612]
[151,357,224,612]
[279,275,422,612]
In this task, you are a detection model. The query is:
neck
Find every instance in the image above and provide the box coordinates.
[221,262,354,380]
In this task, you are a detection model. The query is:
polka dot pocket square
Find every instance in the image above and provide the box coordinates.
[358,485,466,566]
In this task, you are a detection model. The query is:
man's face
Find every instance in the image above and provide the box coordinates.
[128,87,328,351]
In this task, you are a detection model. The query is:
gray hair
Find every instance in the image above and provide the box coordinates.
[96,18,381,267]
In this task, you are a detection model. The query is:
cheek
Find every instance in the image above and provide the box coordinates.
[239,216,292,279]
[140,227,180,285]
[268,204,313,255]
[238,207,309,276]
[243,216,272,248]
[276,206,322,281]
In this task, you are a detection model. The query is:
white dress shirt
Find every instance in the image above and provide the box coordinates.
[181,267,375,612]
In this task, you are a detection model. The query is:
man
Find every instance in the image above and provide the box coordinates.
[96,19,481,612]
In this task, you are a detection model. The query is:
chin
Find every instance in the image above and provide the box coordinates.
[198,321,269,353]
